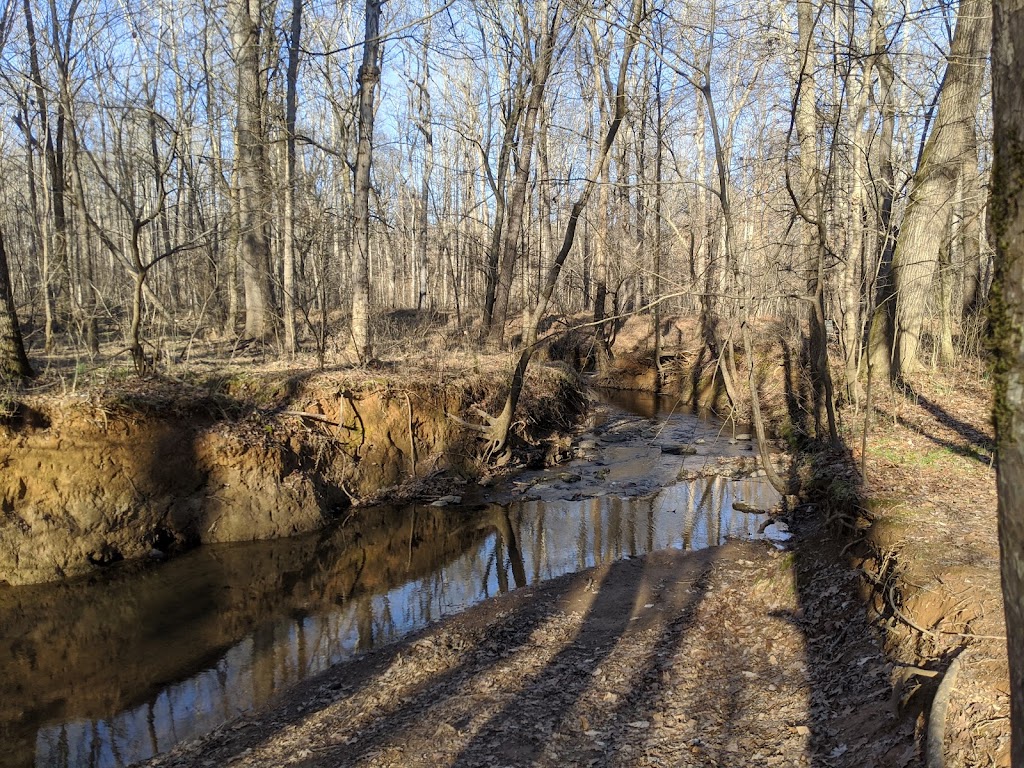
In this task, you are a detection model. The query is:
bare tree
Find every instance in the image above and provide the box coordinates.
[282,0,303,354]
[792,0,838,442]
[870,0,991,379]
[478,0,644,457]
[485,0,559,349]
[0,228,31,381]
[229,0,277,340]
[351,0,383,362]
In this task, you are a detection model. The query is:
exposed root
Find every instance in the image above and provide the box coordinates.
[926,650,966,768]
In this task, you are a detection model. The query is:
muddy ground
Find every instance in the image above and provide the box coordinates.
[136,363,1008,768]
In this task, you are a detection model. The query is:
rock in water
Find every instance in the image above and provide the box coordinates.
[761,521,793,542]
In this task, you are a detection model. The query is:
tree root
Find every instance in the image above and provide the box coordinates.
[927,650,966,768]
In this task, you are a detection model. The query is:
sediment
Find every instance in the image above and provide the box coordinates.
[0,364,586,586]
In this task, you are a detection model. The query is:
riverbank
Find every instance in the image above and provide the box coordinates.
[849,365,1009,766]
[0,353,587,586]
[132,360,1007,768]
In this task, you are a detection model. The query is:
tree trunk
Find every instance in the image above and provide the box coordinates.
[866,5,898,380]
[990,0,1024,761]
[961,126,985,316]
[881,0,991,377]
[652,47,665,392]
[482,0,643,456]
[282,0,302,354]
[486,3,556,349]
[24,0,69,349]
[414,21,433,312]
[228,0,276,340]
[351,0,383,362]
[794,0,837,443]
[0,229,33,381]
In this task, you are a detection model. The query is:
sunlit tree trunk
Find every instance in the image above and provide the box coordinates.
[486,0,556,349]
[351,0,382,362]
[482,0,643,456]
[989,0,1024,759]
[413,18,433,312]
[229,0,276,340]
[878,0,991,377]
[24,0,69,350]
[794,0,837,441]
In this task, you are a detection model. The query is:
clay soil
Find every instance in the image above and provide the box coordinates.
[137,361,1008,768]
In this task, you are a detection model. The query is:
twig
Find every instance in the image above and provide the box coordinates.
[281,410,340,427]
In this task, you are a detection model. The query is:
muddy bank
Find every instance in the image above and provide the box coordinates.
[0,364,586,586]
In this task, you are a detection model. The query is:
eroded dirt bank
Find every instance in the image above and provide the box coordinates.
[0,364,586,586]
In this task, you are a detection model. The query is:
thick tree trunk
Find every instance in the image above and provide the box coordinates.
[990,0,1024,761]
[0,229,33,381]
[229,0,276,340]
[882,0,991,377]
[866,8,898,380]
[351,0,382,362]
[794,0,838,443]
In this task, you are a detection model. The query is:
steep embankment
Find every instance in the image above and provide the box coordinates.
[0,363,586,586]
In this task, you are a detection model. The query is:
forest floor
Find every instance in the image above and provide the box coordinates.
[136,359,1009,768]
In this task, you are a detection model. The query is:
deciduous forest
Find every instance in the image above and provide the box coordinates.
[0,0,1022,763]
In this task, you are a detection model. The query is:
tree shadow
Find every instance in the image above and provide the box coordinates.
[897,385,995,464]
[446,551,714,767]
[788,441,927,767]
[230,560,658,767]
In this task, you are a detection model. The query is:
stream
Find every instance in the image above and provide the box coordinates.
[0,390,781,768]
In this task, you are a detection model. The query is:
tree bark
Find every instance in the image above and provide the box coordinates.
[351,0,383,362]
[866,5,898,380]
[486,1,556,349]
[228,0,276,340]
[881,0,991,377]
[24,0,69,349]
[413,20,433,312]
[794,0,838,443]
[0,229,33,381]
[282,0,302,354]
[989,0,1024,761]
[482,0,643,456]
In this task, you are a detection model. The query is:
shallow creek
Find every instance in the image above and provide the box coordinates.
[0,390,781,768]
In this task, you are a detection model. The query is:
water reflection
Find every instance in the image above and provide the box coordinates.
[0,407,779,768]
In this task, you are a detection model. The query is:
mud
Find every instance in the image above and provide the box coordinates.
[0,365,585,586]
